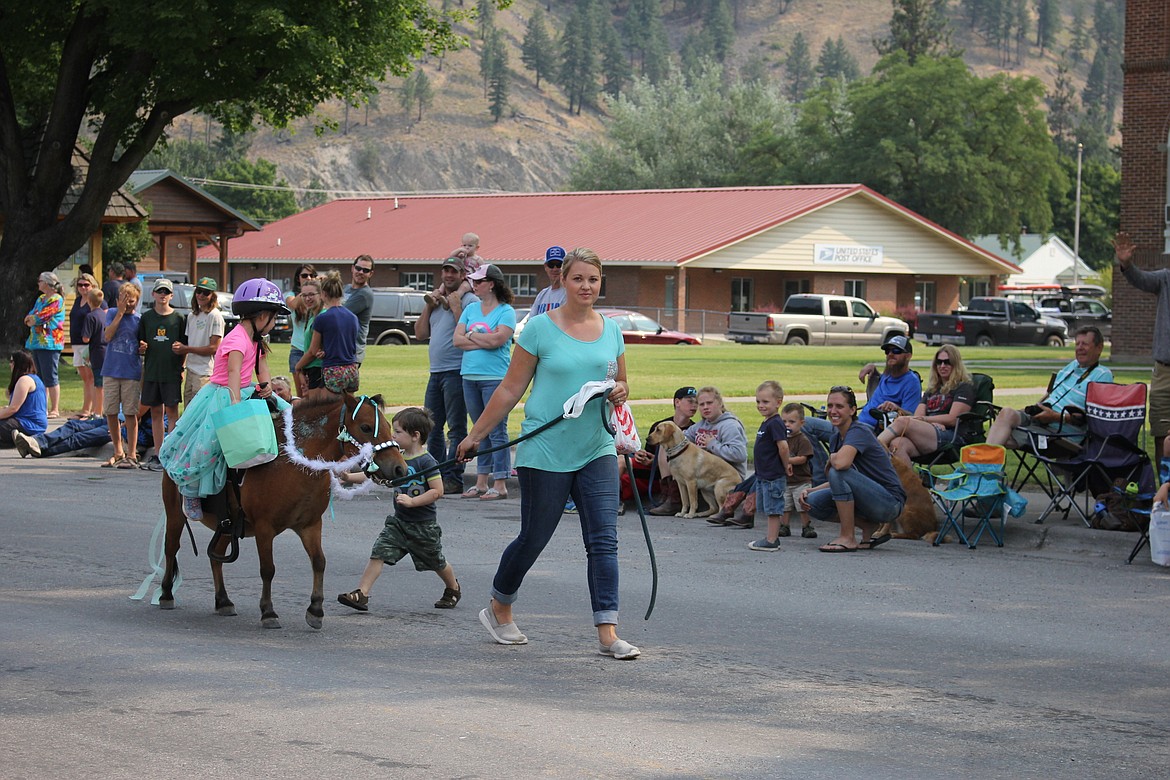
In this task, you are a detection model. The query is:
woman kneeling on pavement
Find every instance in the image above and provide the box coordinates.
[456,248,640,660]
[801,386,905,552]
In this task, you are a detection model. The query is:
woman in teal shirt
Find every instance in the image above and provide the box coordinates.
[457,248,641,660]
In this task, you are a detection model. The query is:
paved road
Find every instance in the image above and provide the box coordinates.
[1,448,1168,779]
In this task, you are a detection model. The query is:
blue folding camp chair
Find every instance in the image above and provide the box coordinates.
[930,444,1026,548]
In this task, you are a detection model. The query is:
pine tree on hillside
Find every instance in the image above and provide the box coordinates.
[559,0,600,114]
[875,0,954,65]
[487,30,510,121]
[623,0,669,81]
[1068,3,1089,64]
[400,69,434,122]
[600,20,632,98]
[705,0,736,63]
[522,8,557,88]
[784,32,814,102]
[1034,0,1062,54]
[477,0,496,40]
[1046,59,1079,155]
[817,36,860,82]
[480,24,501,98]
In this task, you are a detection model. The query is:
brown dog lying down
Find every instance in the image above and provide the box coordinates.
[874,456,940,543]
[645,421,741,518]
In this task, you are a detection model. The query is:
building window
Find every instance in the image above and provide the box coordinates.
[664,275,676,313]
[844,279,867,299]
[731,277,753,312]
[914,281,936,312]
[784,279,810,301]
[401,272,432,291]
[506,273,538,297]
[599,275,607,299]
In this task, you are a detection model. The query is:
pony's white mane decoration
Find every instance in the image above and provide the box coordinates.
[280,405,378,500]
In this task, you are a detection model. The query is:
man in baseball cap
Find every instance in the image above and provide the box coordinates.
[855,332,921,427]
[532,246,567,317]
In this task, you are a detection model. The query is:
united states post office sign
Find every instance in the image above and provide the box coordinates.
[814,244,884,266]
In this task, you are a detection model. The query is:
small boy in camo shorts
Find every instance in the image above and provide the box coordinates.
[337,407,462,612]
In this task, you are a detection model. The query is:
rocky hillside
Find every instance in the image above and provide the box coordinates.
[189,0,1105,197]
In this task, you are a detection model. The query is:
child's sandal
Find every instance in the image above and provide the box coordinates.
[434,583,461,609]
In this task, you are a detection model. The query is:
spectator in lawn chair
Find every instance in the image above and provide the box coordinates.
[986,326,1112,450]
[877,344,976,466]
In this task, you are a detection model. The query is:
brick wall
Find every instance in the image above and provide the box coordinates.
[1116,0,1170,362]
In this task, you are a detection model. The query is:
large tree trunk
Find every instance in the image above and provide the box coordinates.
[0,228,66,352]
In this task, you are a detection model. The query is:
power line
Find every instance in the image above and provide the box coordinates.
[185,177,503,198]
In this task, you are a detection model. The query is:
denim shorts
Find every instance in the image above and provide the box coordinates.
[755,476,788,516]
[935,425,958,450]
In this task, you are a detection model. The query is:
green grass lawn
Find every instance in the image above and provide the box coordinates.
[5,341,1155,448]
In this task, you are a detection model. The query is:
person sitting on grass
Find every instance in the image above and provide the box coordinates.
[337,407,461,613]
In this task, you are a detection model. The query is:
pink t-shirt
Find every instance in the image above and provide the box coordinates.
[208,325,259,387]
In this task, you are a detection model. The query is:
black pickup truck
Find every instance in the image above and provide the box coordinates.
[916,297,1068,348]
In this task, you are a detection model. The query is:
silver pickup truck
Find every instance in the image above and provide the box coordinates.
[726,294,909,346]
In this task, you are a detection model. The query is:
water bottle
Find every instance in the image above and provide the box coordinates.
[1092,500,1108,525]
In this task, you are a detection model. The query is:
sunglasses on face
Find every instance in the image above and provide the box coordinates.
[353,265,373,274]
[299,273,313,279]
[884,348,907,355]
[76,283,91,288]
[546,261,563,268]
[195,289,213,296]
[934,357,952,365]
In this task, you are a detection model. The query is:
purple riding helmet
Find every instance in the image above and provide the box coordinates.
[232,278,290,317]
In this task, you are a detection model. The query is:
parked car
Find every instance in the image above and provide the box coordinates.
[1037,297,1112,340]
[726,294,908,346]
[598,309,701,345]
[367,286,427,345]
[917,297,1067,347]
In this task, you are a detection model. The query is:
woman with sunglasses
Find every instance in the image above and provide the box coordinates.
[877,344,975,465]
[800,386,905,552]
[68,273,102,419]
[285,264,316,389]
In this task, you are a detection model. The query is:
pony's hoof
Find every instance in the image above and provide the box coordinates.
[215,605,237,616]
[306,611,323,630]
[158,598,175,611]
[261,617,282,629]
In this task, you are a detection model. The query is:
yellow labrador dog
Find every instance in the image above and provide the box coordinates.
[646,421,741,518]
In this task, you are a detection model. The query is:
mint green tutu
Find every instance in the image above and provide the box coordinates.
[160,383,291,499]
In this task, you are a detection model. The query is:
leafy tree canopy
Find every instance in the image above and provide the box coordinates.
[0,0,475,348]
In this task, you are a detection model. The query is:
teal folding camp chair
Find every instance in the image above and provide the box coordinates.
[930,444,1026,549]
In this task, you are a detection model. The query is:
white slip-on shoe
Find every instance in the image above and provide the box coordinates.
[599,639,641,660]
[479,606,528,645]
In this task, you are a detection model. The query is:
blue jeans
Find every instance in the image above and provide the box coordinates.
[424,369,467,482]
[806,466,905,525]
[35,417,111,456]
[801,416,832,486]
[288,348,303,374]
[463,377,510,480]
[491,456,620,625]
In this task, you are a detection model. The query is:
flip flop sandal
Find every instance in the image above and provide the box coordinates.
[116,457,139,469]
[462,486,486,498]
[479,488,507,500]
[819,542,857,553]
[859,533,892,550]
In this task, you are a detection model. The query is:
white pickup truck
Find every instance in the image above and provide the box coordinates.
[726,294,909,346]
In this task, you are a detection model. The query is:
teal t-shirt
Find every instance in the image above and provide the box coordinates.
[459,300,516,378]
[515,313,625,471]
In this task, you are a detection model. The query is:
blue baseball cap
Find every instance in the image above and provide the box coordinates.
[544,246,566,265]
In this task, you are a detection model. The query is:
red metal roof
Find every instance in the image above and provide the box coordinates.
[201,185,1016,271]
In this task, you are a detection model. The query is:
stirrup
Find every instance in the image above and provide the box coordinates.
[207,522,240,564]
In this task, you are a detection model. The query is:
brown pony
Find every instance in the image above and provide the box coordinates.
[158,392,407,629]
